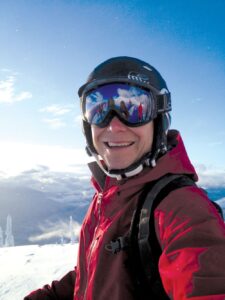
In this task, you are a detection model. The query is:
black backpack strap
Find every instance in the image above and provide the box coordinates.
[138,175,195,278]
[133,174,195,298]
[212,200,224,218]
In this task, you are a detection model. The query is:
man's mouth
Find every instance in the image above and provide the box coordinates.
[104,142,134,148]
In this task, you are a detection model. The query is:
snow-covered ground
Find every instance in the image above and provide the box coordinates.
[0,243,78,300]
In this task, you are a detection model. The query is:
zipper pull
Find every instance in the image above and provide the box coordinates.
[97,192,103,204]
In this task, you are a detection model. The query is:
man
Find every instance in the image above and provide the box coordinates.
[25,56,225,299]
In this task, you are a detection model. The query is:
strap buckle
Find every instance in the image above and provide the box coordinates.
[105,236,129,254]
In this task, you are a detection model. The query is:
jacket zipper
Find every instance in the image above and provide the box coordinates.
[83,192,103,300]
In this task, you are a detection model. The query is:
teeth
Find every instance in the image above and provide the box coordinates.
[107,142,132,147]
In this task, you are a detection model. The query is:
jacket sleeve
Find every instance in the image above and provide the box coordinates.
[24,269,76,300]
[155,186,225,300]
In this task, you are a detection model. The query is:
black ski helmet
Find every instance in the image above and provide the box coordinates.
[78,56,171,179]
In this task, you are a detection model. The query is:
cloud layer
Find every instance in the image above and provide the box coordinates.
[195,164,225,188]
[0,160,224,246]
[0,142,91,177]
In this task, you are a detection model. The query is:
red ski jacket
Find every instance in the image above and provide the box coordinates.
[25,130,225,300]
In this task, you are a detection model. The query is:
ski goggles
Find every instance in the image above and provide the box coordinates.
[81,83,158,127]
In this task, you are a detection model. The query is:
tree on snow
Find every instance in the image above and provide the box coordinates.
[0,226,3,247]
[69,216,76,244]
[5,215,14,247]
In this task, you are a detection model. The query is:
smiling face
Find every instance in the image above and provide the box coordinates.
[91,117,154,170]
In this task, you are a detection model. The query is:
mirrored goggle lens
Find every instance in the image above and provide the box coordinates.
[83,83,156,126]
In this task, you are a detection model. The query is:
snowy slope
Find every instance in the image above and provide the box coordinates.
[0,243,78,300]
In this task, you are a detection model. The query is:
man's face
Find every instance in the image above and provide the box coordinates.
[91,117,154,170]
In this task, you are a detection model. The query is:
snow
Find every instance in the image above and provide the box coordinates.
[0,243,78,300]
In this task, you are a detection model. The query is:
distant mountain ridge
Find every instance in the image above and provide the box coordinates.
[206,188,225,201]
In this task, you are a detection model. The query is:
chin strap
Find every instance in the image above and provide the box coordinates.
[90,149,157,181]
[86,136,168,181]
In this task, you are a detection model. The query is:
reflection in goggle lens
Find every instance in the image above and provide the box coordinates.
[84,83,156,126]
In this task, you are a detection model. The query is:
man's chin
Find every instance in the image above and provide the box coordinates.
[107,162,131,171]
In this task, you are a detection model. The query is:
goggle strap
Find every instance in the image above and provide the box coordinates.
[157,93,171,113]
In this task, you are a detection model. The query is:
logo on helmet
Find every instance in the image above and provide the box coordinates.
[128,72,150,85]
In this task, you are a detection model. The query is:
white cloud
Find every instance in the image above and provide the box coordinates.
[40,104,74,129]
[208,141,223,147]
[29,219,81,243]
[0,68,13,73]
[42,118,66,129]
[40,104,73,116]
[191,97,202,103]
[0,75,32,104]
[16,91,32,102]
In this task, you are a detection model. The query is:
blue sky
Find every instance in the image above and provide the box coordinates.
[0,0,225,179]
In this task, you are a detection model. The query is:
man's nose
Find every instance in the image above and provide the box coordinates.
[107,117,127,132]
